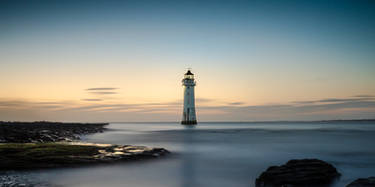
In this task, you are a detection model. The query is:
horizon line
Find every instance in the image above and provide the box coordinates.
[2,119,375,124]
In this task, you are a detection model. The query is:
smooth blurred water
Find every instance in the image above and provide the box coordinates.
[19,121,375,187]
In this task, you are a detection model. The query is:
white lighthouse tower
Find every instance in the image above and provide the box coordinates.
[181,70,197,125]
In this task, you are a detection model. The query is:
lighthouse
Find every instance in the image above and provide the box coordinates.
[181,70,197,125]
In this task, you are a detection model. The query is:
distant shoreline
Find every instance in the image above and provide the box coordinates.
[200,119,375,123]
[2,119,374,125]
[106,119,375,123]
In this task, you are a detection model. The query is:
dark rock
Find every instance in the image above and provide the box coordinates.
[0,121,108,143]
[347,177,375,187]
[256,159,341,187]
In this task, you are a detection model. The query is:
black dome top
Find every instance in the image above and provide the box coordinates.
[185,70,194,75]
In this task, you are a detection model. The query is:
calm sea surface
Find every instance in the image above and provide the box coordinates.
[14,121,375,187]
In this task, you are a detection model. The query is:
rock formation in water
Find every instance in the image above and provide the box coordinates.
[0,143,169,170]
[256,159,341,187]
[347,177,375,187]
[0,121,170,186]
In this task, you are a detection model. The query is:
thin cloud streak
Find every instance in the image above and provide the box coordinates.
[86,88,118,91]
[85,87,119,96]
[228,102,245,105]
[293,96,375,104]
[90,91,117,95]
[353,95,375,98]
[82,99,103,101]
[195,98,213,103]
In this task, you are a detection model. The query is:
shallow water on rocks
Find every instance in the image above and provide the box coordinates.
[6,121,375,187]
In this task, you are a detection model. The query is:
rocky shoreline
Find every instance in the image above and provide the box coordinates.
[0,121,170,186]
[0,121,169,170]
[0,121,108,143]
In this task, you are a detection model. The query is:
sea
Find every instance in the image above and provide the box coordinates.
[7,121,375,187]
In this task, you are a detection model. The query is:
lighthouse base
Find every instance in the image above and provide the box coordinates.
[181,120,197,125]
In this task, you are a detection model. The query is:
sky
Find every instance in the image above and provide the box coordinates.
[0,0,374,122]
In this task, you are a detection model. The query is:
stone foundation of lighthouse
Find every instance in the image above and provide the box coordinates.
[181,70,197,125]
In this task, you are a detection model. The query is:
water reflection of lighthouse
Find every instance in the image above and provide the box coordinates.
[181,70,197,125]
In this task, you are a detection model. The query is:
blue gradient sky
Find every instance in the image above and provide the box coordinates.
[0,0,374,121]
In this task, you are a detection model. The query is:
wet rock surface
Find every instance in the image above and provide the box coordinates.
[0,121,108,143]
[0,142,170,170]
[256,159,341,187]
[347,177,375,187]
